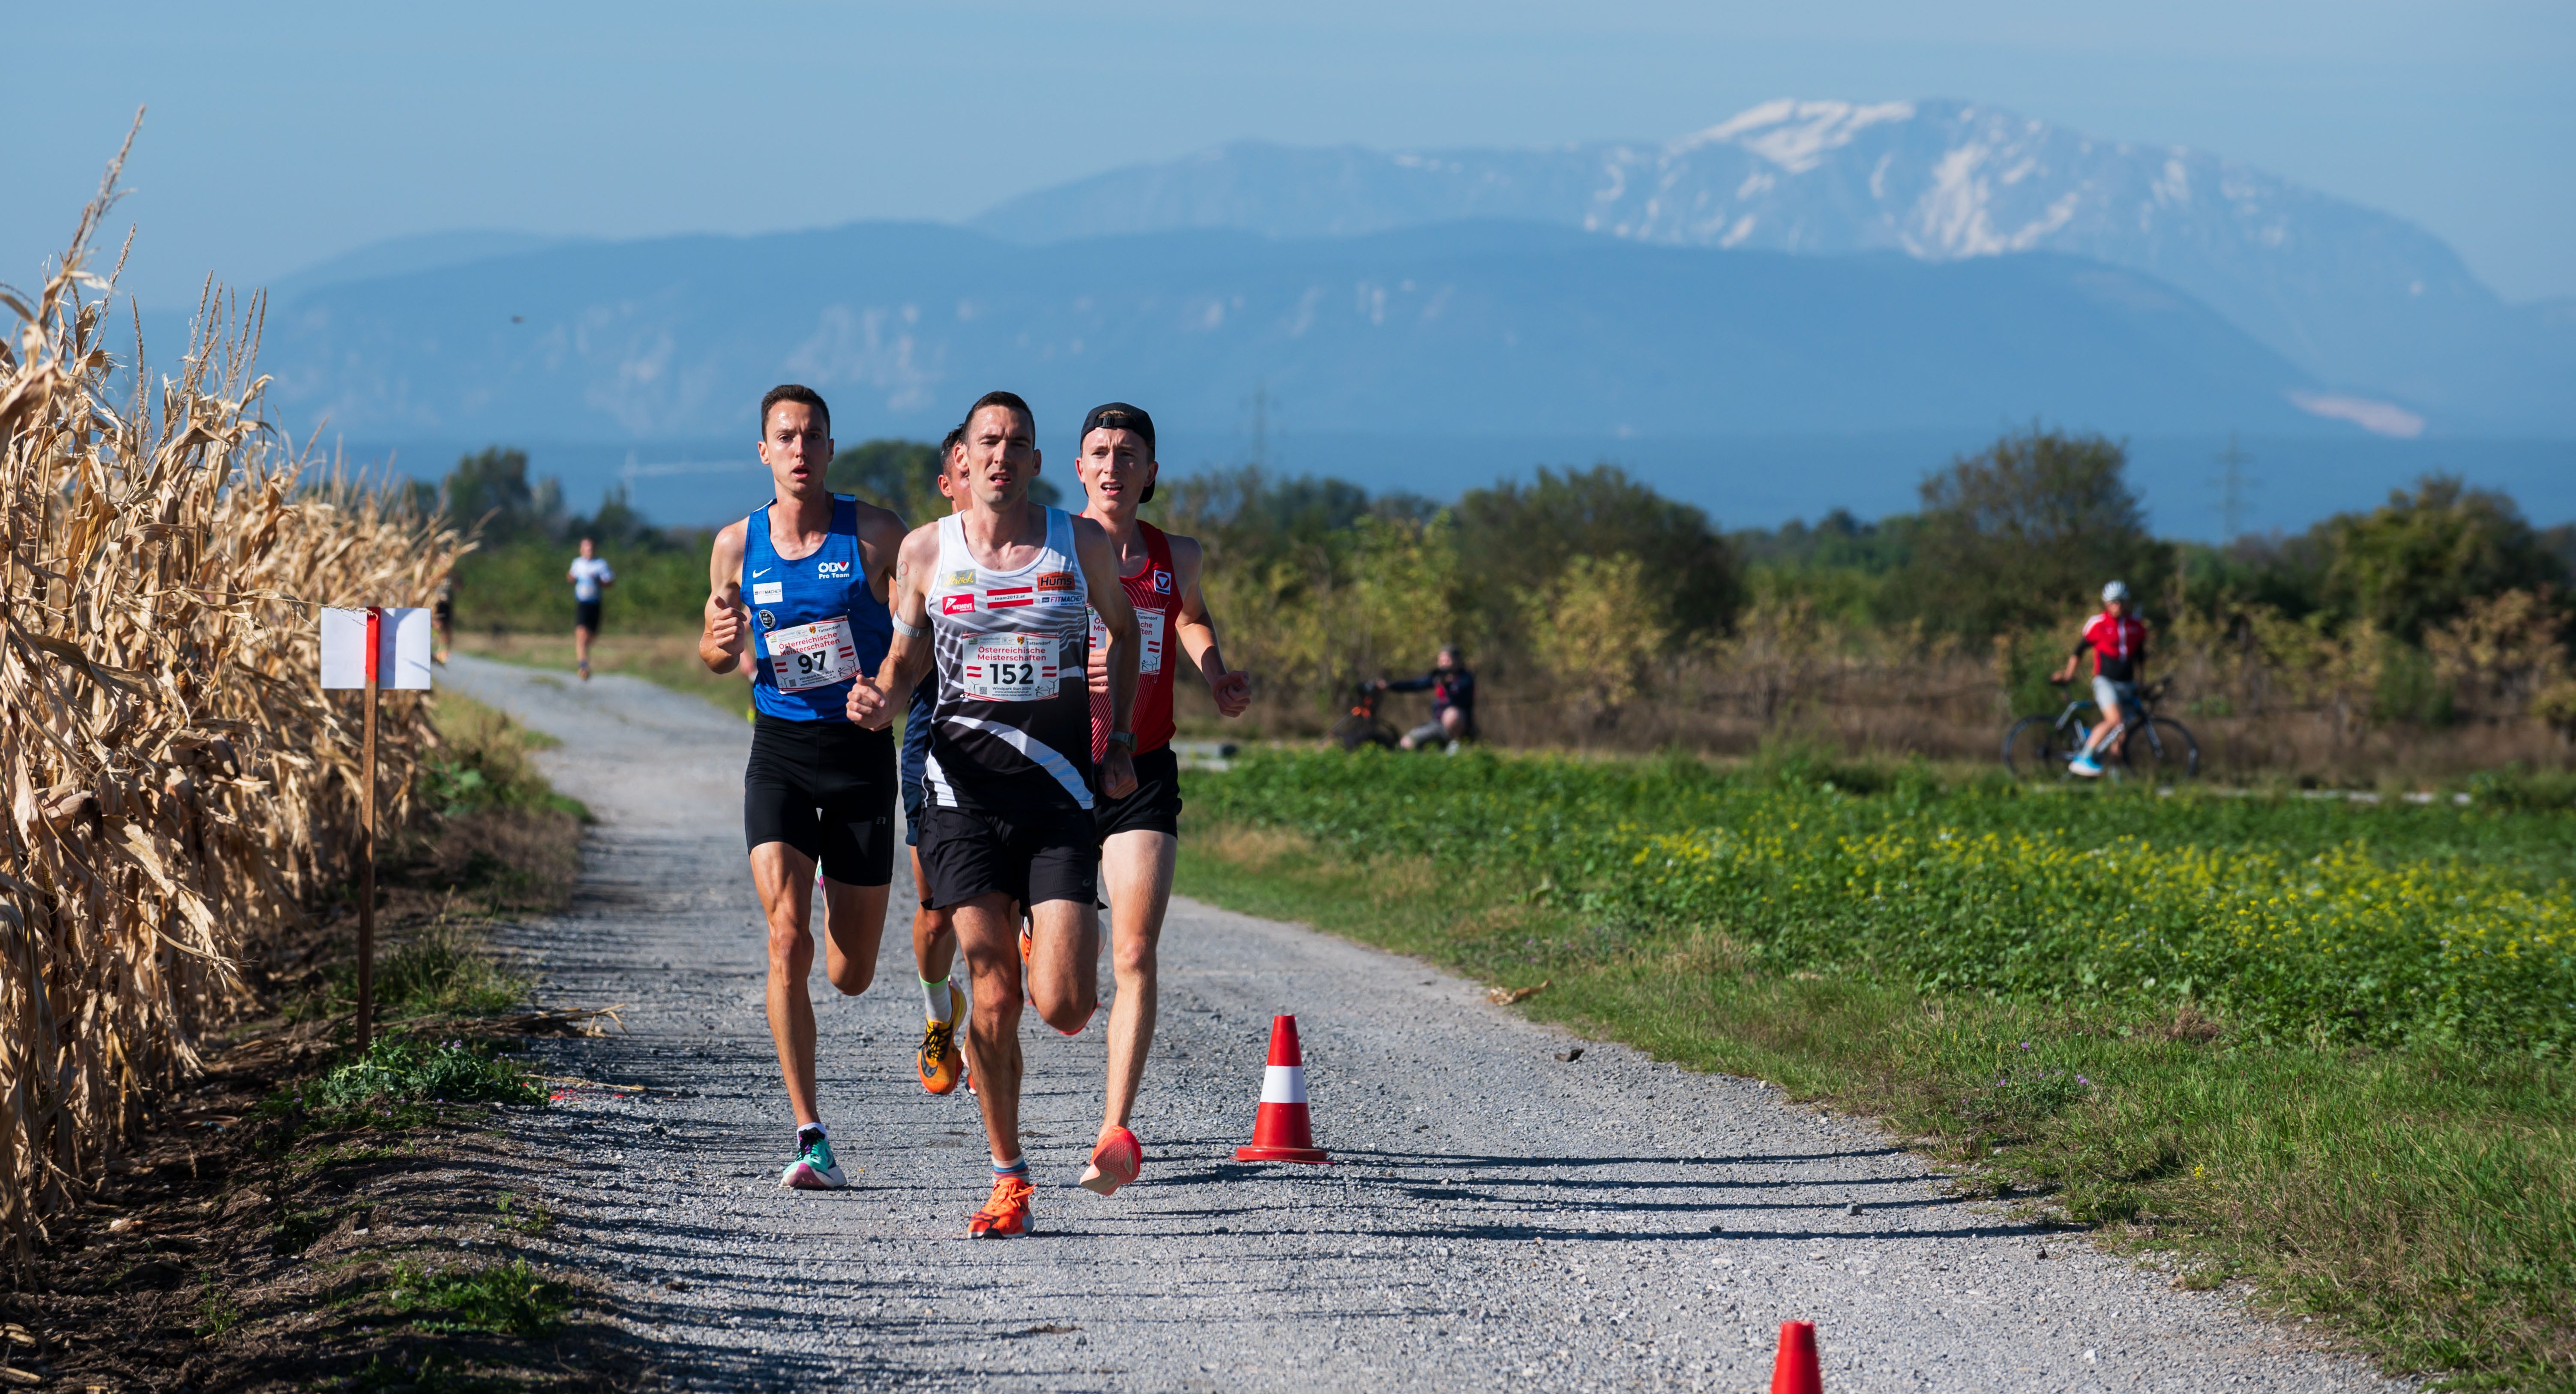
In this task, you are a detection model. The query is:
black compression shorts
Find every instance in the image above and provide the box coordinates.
[916,804,1096,910]
[1094,745,1183,841]
[743,714,895,887]
[575,598,603,632]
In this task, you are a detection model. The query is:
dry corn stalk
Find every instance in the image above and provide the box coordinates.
[0,132,465,1264]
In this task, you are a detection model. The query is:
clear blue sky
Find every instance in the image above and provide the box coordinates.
[6,0,2569,308]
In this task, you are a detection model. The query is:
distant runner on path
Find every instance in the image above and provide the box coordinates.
[698,383,908,1190]
[907,423,972,1097]
[848,390,1141,1239]
[1072,402,1251,1196]
[567,537,615,680]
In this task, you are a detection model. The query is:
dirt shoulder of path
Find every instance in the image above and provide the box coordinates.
[1,706,656,1394]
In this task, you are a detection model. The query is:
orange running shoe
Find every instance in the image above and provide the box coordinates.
[1079,1127,1144,1196]
[969,1174,1035,1238]
[1018,920,1034,1004]
[917,983,967,1095]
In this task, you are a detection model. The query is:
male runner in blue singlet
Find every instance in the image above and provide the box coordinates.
[848,390,1141,1238]
[698,384,909,1190]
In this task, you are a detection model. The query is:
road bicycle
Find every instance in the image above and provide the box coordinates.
[2003,677,2200,783]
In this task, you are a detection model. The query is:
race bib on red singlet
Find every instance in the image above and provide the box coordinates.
[1090,609,1165,675]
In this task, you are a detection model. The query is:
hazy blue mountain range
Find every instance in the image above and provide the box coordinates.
[975,99,2574,435]
[187,97,2575,531]
[251,219,2327,448]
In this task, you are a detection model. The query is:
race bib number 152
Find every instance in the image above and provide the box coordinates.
[963,633,1059,701]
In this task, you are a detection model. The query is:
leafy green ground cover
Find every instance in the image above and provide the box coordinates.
[1177,748,2575,1390]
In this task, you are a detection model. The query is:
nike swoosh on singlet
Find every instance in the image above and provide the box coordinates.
[752,567,772,577]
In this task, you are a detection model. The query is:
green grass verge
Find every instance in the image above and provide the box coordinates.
[383,1259,572,1337]
[422,688,588,819]
[1174,752,2575,1392]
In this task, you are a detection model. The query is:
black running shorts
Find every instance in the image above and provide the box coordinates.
[742,714,895,887]
[575,598,603,632]
[916,804,1097,910]
[1093,745,1183,842]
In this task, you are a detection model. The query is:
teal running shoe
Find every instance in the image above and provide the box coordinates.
[780,1130,847,1190]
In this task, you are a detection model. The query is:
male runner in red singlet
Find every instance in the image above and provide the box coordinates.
[848,391,1141,1238]
[1069,403,1251,1195]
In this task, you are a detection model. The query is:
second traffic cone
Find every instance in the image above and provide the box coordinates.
[1235,1014,1330,1164]
[1769,1319,1822,1394]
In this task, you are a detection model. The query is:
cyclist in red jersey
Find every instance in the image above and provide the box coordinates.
[2051,579,2148,778]
[1071,402,1251,1196]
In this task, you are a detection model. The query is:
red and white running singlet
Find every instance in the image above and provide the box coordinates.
[1088,521,1182,761]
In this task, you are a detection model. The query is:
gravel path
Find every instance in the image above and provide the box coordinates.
[441,654,2408,1393]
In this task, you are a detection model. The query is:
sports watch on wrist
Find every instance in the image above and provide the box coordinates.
[1105,730,1136,752]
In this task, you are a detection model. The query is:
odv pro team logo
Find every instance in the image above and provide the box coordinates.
[815,561,851,579]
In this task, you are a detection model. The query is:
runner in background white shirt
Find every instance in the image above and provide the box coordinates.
[568,537,615,680]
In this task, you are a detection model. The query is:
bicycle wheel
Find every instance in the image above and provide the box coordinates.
[2003,716,2068,780]
[2120,717,2201,783]
[1330,716,1397,751]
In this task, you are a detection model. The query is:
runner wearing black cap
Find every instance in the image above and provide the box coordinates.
[848,390,1141,1238]
[1069,402,1251,1196]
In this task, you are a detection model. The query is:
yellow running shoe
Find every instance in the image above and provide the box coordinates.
[918,983,967,1095]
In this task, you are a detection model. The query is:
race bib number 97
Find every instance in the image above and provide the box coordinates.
[765,616,861,693]
[963,633,1060,701]
[1089,608,1166,675]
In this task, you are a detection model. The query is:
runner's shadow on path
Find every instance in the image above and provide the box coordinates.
[1153,1143,1921,1191]
[1328,1145,1918,1167]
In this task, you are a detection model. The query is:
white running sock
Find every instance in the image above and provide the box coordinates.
[798,1121,829,1143]
[923,977,954,1022]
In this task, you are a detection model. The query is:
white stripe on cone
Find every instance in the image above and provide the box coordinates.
[1260,1064,1308,1105]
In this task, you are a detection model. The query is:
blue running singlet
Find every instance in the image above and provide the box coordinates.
[742,495,893,722]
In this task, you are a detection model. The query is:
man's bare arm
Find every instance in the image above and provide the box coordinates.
[1074,518,1139,736]
[1166,534,1250,717]
[699,520,751,675]
[849,525,939,728]
[1072,517,1141,800]
[856,501,908,606]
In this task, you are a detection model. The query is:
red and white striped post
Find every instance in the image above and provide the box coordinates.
[356,606,380,1051]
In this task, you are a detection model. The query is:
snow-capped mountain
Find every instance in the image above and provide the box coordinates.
[973,100,2572,435]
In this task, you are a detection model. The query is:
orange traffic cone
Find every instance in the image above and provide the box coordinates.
[1769,1319,1822,1394]
[1235,1015,1330,1164]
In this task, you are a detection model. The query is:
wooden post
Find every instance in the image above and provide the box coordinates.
[357,605,380,1052]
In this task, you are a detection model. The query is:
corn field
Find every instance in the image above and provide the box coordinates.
[0,147,465,1263]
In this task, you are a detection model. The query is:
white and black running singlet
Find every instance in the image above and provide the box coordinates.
[923,509,1095,812]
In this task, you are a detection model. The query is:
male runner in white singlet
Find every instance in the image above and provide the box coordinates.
[1071,403,1251,1195]
[699,384,907,1190]
[848,390,1141,1238]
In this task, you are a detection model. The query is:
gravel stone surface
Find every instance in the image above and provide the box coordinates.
[441,654,2410,1392]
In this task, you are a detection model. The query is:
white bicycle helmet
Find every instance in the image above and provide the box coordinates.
[2102,580,2131,604]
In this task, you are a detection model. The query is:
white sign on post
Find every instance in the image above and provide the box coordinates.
[320,607,435,690]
